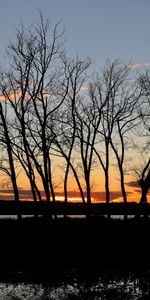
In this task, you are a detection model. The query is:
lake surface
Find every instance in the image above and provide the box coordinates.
[0,268,150,299]
[0,214,136,220]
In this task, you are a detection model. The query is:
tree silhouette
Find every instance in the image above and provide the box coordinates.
[136,70,150,203]
[0,13,149,213]
[0,103,19,203]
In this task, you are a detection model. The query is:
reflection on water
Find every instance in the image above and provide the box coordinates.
[0,269,150,299]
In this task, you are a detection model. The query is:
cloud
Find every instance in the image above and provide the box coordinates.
[133,188,150,195]
[0,189,134,202]
[128,63,150,70]
[126,180,139,187]
[59,190,129,202]
[0,189,45,201]
[91,191,132,202]
[0,91,22,101]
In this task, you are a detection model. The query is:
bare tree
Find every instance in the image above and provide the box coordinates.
[135,70,150,202]
[0,100,23,219]
[74,81,107,207]
[109,74,141,203]
[89,60,140,203]
[0,101,20,203]
[89,60,127,203]
[0,12,67,206]
[51,54,91,204]
[137,159,150,203]
[138,70,150,134]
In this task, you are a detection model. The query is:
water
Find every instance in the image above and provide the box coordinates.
[0,214,137,220]
[0,268,150,299]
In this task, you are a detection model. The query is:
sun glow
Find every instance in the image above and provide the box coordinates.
[54,196,95,202]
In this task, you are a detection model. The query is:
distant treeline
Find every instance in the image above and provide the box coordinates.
[0,201,150,217]
[0,13,149,207]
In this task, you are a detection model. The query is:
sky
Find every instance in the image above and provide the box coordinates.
[0,0,149,202]
[0,0,150,70]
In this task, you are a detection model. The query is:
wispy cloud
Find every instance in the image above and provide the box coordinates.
[126,180,139,187]
[128,63,150,70]
[91,191,132,202]
[0,189,133,202]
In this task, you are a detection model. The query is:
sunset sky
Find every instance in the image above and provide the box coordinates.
[0,0,149,202]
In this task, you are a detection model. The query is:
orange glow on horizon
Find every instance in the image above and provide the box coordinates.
[54,196,95,202]
[0,164,149,203]
[0,189,149,203]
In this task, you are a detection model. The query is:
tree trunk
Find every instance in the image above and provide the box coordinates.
[43,154,50,203]
[0,103,21,220]
[105,171,110,204]
[105,141,110,204]
[119,164,127,203]
[140,169,150,203]
[71,164,85,203]
[64,163,69,204]
[85,172,91,218]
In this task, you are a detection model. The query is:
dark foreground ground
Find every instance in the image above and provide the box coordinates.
[0,216,149,299]
[0,215,149,281]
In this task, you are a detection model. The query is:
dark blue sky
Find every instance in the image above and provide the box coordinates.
[0,0,150,70]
